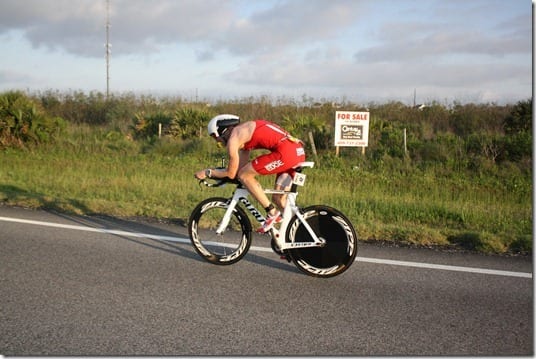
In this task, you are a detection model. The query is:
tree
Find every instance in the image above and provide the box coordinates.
[504,99,532,135]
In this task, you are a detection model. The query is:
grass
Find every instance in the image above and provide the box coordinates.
[0,125,532,255]
[299,162,531,254]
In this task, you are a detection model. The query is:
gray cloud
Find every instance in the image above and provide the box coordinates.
[215,0,363,55]
[0,0,530,103]
[110,0,235,55]
[0,0,235,57]
[354,13,531,64]
[0,0,364,58]
[0,0,105,56]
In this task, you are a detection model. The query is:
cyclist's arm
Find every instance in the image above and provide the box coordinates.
[238,149,250,168]
[211,123,253,179]
[224,140,241,179]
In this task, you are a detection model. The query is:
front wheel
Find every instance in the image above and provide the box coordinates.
[286,205,358,278]
[188,197,252,265]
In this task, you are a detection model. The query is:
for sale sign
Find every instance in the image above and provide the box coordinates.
[334,111,370,147]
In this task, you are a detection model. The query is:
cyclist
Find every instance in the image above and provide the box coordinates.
[194,114,306,233]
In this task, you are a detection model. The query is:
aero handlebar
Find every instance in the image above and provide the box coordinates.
[198,176,242,188]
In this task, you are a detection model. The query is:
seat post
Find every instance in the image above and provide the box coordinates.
[290,168,302,193]
[289,162,314,193]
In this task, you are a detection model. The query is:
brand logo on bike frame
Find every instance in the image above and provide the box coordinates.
[239,197,265,223]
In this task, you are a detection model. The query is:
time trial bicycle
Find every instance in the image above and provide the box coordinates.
[188,162,357,278]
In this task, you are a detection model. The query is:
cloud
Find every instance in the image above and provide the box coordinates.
[0,0,235,57]
[353,13,531,64]
[0,0,106,56]
[225,45,530,103]
[215,0,363,56]
[0,0,530,103]
[110,0,235,55]
[0,69,33,83]
[0,0,364,58]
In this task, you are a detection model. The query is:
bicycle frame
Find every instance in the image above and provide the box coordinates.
[215,184,326,251]
[190,160,357,277]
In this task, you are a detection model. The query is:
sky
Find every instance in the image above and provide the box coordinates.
[0,0,532,105]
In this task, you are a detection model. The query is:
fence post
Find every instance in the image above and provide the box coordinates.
[308,131,318,163]
[404,128,407,155]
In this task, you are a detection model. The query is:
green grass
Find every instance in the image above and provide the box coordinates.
[297,161,531,254]
[0,126,531,255]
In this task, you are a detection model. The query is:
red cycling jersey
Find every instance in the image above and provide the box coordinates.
[244,119,306,176]
[243,120,288,150]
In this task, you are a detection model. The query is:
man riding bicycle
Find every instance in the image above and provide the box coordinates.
[194,114,306,233]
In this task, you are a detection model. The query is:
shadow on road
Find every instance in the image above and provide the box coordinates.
[0,184,299,274]
[43,208,298,275]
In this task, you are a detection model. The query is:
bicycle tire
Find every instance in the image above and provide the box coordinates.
[188,197,252,265]
[286,205,358,278]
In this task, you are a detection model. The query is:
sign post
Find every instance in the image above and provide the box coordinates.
[334,111,370,155]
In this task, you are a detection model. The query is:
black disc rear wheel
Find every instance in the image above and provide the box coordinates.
[286,205,357,277]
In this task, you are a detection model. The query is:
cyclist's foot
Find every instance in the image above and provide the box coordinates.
[256,211,282,233]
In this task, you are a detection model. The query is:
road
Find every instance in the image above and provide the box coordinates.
[0,205,532,356]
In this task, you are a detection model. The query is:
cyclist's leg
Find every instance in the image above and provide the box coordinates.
[237,163,273,212]
[273,172,292,210]
[238,163,281,233]
[272,141,306,210]
[239,142,304,214]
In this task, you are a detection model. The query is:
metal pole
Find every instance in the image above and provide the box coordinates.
[105,0,111,99]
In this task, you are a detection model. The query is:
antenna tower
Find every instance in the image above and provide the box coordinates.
[105,0,111,98]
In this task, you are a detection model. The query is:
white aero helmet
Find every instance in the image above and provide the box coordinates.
[207,114,240,138]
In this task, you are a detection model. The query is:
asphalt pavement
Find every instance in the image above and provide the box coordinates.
[0,205,532,356]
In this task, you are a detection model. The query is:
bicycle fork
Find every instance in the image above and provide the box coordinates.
[215,188,252,235]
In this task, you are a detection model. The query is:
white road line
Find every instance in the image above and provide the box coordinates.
[0,216,181,241]
[0,216,532,279]
[356,257,532,278]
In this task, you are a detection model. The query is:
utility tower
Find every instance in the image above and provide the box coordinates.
[105,0,111,98]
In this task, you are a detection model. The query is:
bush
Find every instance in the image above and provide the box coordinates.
[500,132,531,163]
[504,99,531,135]
[169,108,213,139]
[132,107,213,140]
[0,91,66,148]
[132,111,174,140]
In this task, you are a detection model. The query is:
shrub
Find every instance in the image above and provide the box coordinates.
[169,108,213,139]
[132,107,213,140]
[500,132,531,163]
[132,111,174,140]
[504,99,531,135]
[0,91,66,148]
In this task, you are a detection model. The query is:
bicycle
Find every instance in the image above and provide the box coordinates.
[188,161,357,278]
